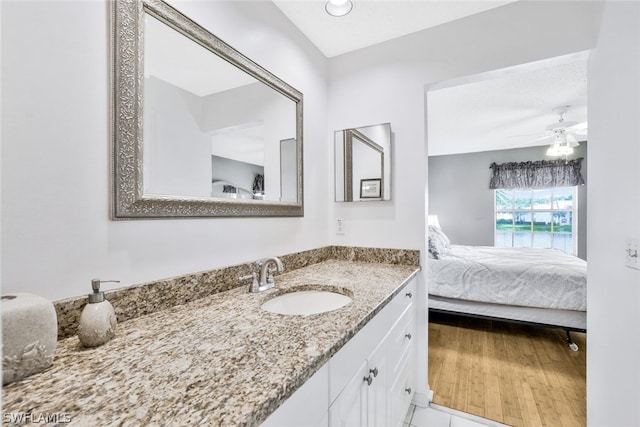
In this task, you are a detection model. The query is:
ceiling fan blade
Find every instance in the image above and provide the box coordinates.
[529,134,553,143]
[570,129,588,136]
[567,120,588,131]
[507,131,549,138]
[567,121,588,135]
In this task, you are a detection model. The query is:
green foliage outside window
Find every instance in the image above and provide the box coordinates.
[495,187,576,254]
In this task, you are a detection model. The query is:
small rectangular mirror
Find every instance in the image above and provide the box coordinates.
[334,123,391,202]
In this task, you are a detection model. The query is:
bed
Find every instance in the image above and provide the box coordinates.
[211,180,257,200]
[427,225,587,350]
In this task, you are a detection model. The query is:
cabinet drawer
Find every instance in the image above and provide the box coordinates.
[390,277,416,321]
[388,303,415,373]
[388,348,416,427]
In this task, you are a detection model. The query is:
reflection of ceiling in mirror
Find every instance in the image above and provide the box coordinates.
[211,122,265,166]
[356,125,388,148]
[144,13,257,96]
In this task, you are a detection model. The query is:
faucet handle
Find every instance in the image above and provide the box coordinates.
[240,272,259,293]
[240,272,257,282]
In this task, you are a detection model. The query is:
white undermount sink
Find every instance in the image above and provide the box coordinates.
[261,289,352,315]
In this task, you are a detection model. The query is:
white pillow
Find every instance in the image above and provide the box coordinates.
[428,225,451,259]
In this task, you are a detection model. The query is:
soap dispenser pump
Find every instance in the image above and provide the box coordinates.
[77,279,120,348]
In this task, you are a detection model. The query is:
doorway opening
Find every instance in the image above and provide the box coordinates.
[424,52,589,426]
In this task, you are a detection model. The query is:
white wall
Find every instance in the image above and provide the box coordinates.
[587,2,640,425]
[0,0,328,301]
[144,76,211,197]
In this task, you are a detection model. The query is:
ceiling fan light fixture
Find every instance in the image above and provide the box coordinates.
[325,0,353,17]
[546,133,577,157]
[546,144,574,157]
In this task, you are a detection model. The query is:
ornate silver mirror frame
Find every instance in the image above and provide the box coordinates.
[342,128,384,201]
[111,0,303,218]
[334,123,391,202]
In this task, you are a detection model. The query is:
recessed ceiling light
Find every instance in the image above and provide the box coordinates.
[325,0,353,17]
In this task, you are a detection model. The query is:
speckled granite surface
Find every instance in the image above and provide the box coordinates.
[3,258,419,426]
[54,246,420,339]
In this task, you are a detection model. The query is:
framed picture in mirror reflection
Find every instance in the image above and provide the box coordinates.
[360,179,382,199]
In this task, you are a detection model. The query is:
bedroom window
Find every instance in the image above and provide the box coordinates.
[495,187,577,255]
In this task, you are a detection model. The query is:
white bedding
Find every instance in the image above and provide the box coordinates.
[428,245,587,311]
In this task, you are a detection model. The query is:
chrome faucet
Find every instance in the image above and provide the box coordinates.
[240,257,285,293]
[259,257,284,288]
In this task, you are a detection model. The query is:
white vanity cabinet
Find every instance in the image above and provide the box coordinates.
[262,275,417,427]
[329,276,416,427]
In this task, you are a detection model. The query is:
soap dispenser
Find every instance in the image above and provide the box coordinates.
[77,279,120,348]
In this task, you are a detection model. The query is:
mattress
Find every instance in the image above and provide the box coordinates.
[428,245,587,311]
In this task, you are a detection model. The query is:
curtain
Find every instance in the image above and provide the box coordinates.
[489,158,585,189]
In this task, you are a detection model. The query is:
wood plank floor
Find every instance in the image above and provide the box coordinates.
[428,312,586,427]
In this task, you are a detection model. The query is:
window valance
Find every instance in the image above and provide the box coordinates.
[489,158,585,190]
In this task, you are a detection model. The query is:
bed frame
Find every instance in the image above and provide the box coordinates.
[428,295,586,351]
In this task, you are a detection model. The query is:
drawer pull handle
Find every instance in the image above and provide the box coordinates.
[405,387,412,394]
[369,367,379,377]
[405,292,413,298]
[405,333,412,340]
[363,375,373,386]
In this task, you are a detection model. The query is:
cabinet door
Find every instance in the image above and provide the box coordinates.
[329,360,369,427]
[262,364,329,427]
[366,340,389,427]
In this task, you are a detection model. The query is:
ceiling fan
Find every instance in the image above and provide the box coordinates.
[522,105,588,157]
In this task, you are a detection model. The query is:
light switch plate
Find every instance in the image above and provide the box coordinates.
[336,218,345,235]
[626,238,639,270]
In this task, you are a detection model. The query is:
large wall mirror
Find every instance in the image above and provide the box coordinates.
[112,0,303,218]
[335,123,391,202]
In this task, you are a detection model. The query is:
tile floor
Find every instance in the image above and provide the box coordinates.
[404,403,509,427]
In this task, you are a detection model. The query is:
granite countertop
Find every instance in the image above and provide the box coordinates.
[2,260,419,426]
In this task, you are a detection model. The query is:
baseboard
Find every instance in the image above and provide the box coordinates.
[412,389,433,408]
[428,403,509,427]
